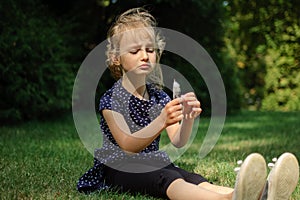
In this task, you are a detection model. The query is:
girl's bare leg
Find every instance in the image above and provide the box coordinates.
[166,178,232,200]
[199,182,234,195]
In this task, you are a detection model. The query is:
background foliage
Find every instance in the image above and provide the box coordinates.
[1,0,299,122]
[225,0,300,110]
[0,0,80,122]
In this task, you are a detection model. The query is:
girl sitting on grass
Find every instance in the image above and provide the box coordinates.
[77,7,299,200]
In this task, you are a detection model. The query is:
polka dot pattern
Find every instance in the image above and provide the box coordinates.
[77,79,172,194]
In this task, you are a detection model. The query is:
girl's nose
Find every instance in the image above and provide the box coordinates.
[140,49,149,61]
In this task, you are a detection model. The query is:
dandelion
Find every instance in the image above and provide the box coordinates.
[173,79,181,99]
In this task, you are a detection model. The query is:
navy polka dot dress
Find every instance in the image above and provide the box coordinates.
[77,79,172,194]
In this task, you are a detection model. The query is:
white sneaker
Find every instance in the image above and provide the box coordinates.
[260,152,299,200]
[232,153,267,200]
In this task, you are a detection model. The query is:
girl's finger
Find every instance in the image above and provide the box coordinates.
[186,108,202,119]
[169,97,183,106]
[182,92,196,97]
[169,110,183,119]
[187,101,200,106]
[182,95,196,101]
[167,104,182,113]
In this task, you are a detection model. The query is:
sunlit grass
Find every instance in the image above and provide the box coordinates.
[0,111,299,199]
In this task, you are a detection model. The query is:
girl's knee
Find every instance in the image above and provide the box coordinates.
[166,178,186,199]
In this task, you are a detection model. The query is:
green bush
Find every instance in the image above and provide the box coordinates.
[225,0,300,111]
[261,25,300,111]
[0,0,76,122]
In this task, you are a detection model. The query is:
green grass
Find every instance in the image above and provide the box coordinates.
[1,111,299,199]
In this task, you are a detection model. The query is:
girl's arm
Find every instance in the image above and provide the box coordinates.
[102,98,183,153]
[166,92,202,148]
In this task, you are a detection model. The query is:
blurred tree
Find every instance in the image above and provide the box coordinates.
[0,0,78,122]
[225,0,300,110]
[0,0,241,122]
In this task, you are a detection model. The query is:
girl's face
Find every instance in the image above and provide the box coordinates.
[117,28,157,77]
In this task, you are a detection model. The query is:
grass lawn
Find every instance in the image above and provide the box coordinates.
[1,111,299,199]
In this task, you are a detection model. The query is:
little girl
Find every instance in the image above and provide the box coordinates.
[77,7,299,200]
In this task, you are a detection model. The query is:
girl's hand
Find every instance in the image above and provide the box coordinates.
[181,92,202,119]
[160,98,184,127]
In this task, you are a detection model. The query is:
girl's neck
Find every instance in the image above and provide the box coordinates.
[122,74,147,99]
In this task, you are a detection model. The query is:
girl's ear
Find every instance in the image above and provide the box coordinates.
[112,55,121,66]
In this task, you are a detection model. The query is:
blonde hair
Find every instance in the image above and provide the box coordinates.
[106,7,165,88]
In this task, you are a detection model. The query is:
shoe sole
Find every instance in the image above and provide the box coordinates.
[233,153,267,200]
[267,152,299,200]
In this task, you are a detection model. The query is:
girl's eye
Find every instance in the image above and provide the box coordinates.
[129,49,139,54]
[128,47,155,54]
[146,48,155,53]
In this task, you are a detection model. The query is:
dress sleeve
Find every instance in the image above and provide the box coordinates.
[99,90,123,115]
[99,92,112,112]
